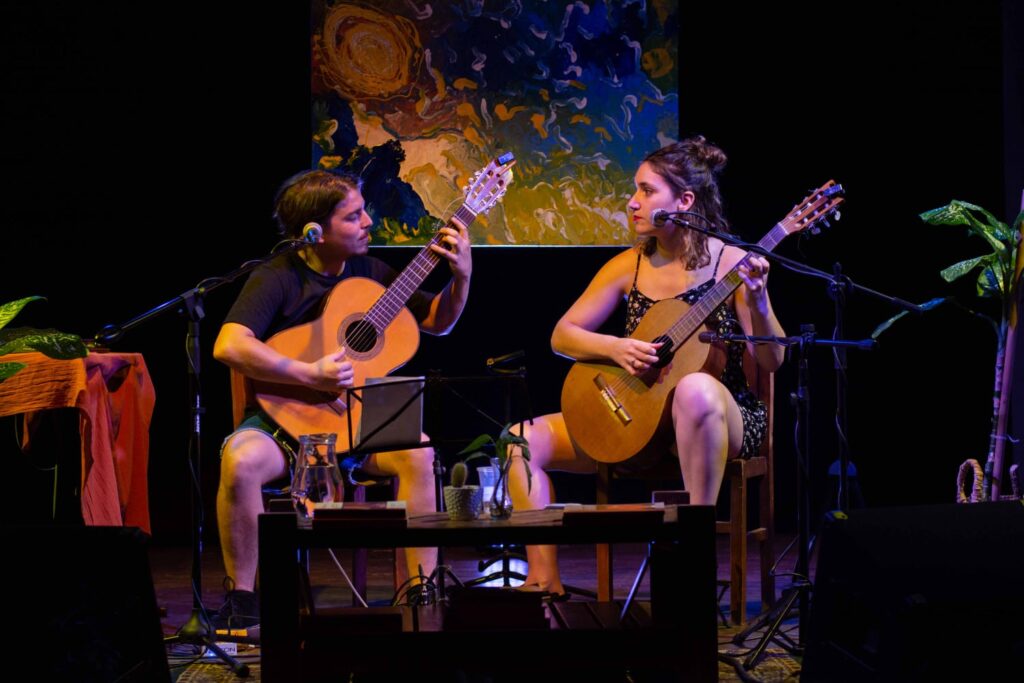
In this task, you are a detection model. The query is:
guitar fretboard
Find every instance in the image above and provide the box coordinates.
[663,223,788,347]
[362,203,479,332]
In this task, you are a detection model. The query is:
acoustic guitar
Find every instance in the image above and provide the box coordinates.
[561,180,844,464]
[249,153,516,444]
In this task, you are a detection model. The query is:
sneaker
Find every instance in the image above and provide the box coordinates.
[209,588,260,633]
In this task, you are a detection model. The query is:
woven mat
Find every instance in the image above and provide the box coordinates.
[175,661,261,682]
[172,624,802,682]
[717,620,802,682]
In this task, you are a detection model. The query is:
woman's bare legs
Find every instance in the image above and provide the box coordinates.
[507,414,595,594]
[504,371,745,594]
[671,372,745,505]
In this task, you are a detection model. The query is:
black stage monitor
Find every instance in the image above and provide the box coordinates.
[803,501,1024,681]
[6,525,170,682]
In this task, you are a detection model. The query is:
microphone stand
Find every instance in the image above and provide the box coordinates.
[705,327,874,676]
[657,210,921,674]
[658,210,920,515]
[92,235,316,677]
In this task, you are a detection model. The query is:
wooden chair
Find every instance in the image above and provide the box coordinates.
[229,371,398,606]
[594,353,775,626]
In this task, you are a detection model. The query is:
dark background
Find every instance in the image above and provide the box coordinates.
[1,1,1020,545]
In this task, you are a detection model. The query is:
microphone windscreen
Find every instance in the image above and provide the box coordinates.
[302,222,323,243]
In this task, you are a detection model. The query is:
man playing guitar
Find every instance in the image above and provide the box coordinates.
[211,169,472,629]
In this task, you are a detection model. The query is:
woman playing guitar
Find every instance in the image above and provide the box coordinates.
[507,136,785,599]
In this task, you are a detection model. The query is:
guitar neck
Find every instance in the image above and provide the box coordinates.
[364,203,478,328]
[664,223,789,347]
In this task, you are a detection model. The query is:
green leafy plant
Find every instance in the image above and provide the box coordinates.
[456,422,531,518]
[457,422,532,492]
[0,297,88,382]
[874,200,1024,500]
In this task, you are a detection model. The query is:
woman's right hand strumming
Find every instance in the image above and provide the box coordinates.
[611,337,664,376]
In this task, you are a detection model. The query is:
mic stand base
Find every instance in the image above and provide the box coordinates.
[164,608,251,678]
[719,580,808,677]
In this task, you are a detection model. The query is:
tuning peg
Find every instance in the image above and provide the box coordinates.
[819,217,831,230]
[832,209,841,221]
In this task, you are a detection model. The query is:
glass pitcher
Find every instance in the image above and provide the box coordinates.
[291,433,341,523]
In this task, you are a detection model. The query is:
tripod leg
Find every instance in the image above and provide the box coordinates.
[619,550,650,622]
[202,638,251,677]
[730,578,796,645]
[741,584,802,670]
[164,608,251,678]
[560,583,597,599]
[463,546,528,587]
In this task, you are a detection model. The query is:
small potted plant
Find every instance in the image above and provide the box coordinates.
[443,460,484,521]
[457,422,531,519]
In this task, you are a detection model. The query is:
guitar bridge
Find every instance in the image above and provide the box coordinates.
[593,374,632,426]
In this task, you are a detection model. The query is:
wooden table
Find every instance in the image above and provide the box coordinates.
[258,505,718,682]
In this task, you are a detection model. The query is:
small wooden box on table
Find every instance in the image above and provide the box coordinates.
[258,505,717,682]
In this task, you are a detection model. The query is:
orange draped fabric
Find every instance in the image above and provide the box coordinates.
[0,351,156,533]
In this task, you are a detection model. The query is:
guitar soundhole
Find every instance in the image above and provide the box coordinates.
[652,335,673,368]
[344,319,378,353]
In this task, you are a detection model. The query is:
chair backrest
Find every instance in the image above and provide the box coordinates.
[741,350,774,461]
[230,368,256,429]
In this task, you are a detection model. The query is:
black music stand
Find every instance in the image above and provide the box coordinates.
[424,361,530,590]
[454,356,532,589]
[335,371,534,607]
[341,377,460,606]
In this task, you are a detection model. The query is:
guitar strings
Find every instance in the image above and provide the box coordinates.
[341,162,509,355]
[599,226,788,399]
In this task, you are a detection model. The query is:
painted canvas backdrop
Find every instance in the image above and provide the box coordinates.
[310,0,679,245]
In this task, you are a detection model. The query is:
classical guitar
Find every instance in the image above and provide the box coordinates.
[561,180,844,464]
[248,153,515,444]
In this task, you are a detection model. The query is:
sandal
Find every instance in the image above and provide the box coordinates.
[516,582,570,602]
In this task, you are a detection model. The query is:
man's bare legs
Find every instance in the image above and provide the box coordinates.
[363,445,439,583]
[217,430,289,592]
[217,432,439,594]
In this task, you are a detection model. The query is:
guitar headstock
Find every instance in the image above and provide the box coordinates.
[464,152,515,216]
[779,180,845,236]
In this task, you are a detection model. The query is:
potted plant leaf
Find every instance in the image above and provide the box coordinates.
[873,200,1024,501]
[457,422,530,519]
[0,296,88,381]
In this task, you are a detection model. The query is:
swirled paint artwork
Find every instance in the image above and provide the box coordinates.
[311,0,679,246]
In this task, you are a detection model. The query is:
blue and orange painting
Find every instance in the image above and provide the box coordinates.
[311,0,679,246]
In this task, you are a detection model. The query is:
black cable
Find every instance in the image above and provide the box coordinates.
[390,570,436,607]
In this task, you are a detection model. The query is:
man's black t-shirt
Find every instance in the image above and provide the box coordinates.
[224,252,434,340]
